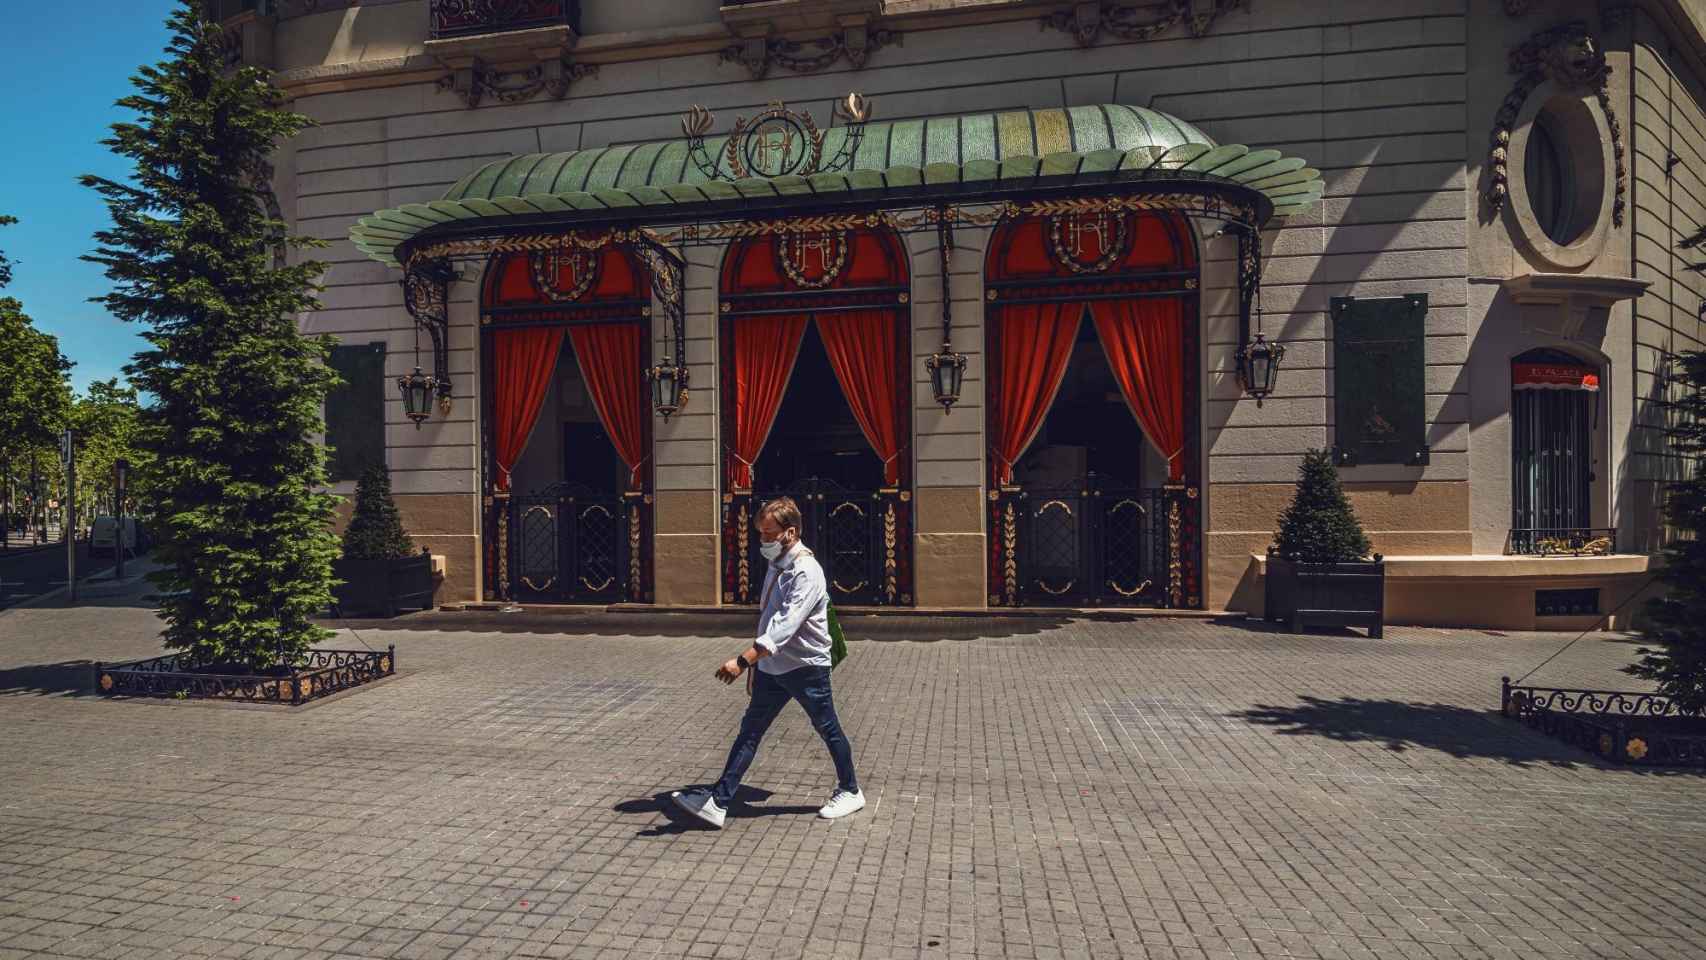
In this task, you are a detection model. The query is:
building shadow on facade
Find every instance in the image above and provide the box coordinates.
[1227,694,1703,772]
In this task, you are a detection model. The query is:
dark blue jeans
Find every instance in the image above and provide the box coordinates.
[712,665,857,807]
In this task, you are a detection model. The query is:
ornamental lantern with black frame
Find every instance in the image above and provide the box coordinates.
[1233,225,1284,406]
[398,365,437,427]
[927,211,968,412]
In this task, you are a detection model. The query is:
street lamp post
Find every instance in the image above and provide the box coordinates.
[114,459,130,580]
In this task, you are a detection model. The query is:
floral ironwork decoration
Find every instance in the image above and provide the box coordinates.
[1041,0,1246,47]
[720,26,900,80]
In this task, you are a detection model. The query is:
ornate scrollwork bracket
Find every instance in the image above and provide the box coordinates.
[631,233,691,419]
[719,25,900,81]
[1041,0,1245,48]
[1485,21,1626,226]
[402,256,458,413]
[437,56,597,109]
[681,95,872,183]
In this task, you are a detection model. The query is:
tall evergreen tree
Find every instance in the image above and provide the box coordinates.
[81,0,338,670]
[1632,351,1706,713]
[1272,449,1373,563]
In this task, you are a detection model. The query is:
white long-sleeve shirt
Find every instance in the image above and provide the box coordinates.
[754,541,832,675]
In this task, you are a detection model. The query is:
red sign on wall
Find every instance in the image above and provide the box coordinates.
[1513,363,1600,391]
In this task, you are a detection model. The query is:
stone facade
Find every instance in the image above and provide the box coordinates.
[251,0,1706,623]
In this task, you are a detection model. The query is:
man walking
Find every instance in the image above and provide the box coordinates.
[671,496,863,828]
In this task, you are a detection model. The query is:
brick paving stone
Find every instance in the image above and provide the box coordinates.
[2,587,1704,959]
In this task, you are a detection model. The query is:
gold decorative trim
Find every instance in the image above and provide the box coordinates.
[1108,577,1152,598]
[833,579,869,595]
[1045,211,1128,273]
[628,505,643,599]
[1002,503,1018,606]
[779,231,850,288]
[737,502,751,602]
[1037,499,1073,519]
[378,656,392,673]
[1626,737,1648,760]
[581,575,615,592]
[831,501,866,519]
[580,504,614,521]
[496,507,510,600]
[522,574,557,592]
[883,502,898,603]
[1167,497,1183,607]
[298,678,314,699]
[1036,579,1074,596]
[528,244,598,301]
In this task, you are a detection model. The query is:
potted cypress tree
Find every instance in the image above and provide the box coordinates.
[333,465,435,617]
[1265,449,1385,637]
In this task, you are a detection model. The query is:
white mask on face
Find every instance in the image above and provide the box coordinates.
[759,538,784,561]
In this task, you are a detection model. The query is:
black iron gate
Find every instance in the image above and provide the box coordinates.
[1511,387,1596,553]
[990,485,1168,607]
[721,478,910,607]
[492,482,650,603]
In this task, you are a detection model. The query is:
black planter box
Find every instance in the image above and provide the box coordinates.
[1264,555,1385,638]
[333,552,435,618]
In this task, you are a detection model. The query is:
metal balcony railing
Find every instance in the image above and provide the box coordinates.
[429,0,580,40]
[1507,527,1617,557]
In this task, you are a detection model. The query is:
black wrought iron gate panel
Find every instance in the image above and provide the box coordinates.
[492,484,651,603]
[989,487,1168,607]
[721,480,911,607]
[1511,388,1592,552]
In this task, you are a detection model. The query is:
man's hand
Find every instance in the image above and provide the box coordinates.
[716,657,745,684]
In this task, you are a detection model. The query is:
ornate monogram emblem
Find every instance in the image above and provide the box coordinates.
[1046,211,1130,273]
[529,244,598,302]
[777,231,850,288]
[682,95,872,182]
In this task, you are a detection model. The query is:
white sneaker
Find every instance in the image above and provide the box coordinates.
[669,789,726,829]
[818,789,865,820]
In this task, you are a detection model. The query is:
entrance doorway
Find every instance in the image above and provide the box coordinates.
[718,229,912,606]
[985,211,1201,607]
[1510,348,1604,554]
[480,243,654,603]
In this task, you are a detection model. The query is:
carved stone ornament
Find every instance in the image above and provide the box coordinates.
[1485,21,1626,227]
[1040,0,1246,48]
[437,56,596,108]
[1502,1,1635,28]
[719,25,900,80]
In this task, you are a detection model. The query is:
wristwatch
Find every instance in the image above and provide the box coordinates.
[735,654,750,671]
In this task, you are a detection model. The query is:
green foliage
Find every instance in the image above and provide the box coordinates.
[1632,351,1706,713]
[70,379,150,520]
[1272,449,1373,563]
[0,298,74,454]
[81,0,338,671]
[0,214,16,289]
[342,465,414,561]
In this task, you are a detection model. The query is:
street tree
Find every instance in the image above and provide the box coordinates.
[0,299,74,529]
[81,0,339,670]
[1632,351,1706,713]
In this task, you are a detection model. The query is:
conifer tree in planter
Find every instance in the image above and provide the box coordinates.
[81,1,339,671]
[333,465,435,618]
[1265,449,1385,637]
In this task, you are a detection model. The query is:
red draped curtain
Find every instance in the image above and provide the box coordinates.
[493,327,566,491]
[568,324,647,491]
[1090,299,1186,483]
[816,309,904,486]
[728,315,808,491]
[990,303,1082,486]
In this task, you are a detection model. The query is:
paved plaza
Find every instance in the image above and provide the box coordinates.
[1,582,1702,960]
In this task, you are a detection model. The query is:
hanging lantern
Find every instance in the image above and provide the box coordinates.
[1236,333,1285,407]
[648,359,690,420]
[398,365,438,428]
[926,349,968,412]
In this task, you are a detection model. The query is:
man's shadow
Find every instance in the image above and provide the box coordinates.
[615,786,819,836]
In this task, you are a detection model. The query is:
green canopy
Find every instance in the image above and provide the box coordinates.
[350,104,1323,267]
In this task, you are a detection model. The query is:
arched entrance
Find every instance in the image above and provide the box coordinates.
[480,241,654,603]
[1510,347,1606,554]
[718,228,912,606]
[985,211,1201,607]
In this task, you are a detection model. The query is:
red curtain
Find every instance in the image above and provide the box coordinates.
[1091,298,1186,482]
[991,303,1081,486]
[816,309,903,486]
[493,327,566,492]
[569,324,646,490]
[728,315,808,490]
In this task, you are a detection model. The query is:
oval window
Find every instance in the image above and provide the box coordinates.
[1525,112,1577,245]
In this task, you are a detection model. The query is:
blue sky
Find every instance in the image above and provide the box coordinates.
[2,3,177,393]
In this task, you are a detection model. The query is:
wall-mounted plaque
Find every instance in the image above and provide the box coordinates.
[1332,294,1429,466]
[326,342,387,482]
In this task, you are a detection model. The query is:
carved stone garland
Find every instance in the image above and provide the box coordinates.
[1041,0,1246,47]
[437,57,596,109]
[720,26,901,81]
[1485,21,1626,228]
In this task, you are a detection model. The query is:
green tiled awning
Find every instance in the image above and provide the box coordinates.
[351,104,1324,267]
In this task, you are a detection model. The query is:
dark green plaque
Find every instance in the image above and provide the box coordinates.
[326,342,387,482]
[1332,294,1429,466]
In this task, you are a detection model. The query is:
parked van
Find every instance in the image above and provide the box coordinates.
[90,516,141,556]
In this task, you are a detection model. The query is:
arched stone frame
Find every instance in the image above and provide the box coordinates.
[1505,340,1613,551]
[714,226,916,606]
[982,210,1203,608]
[1504,82,1618,270]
